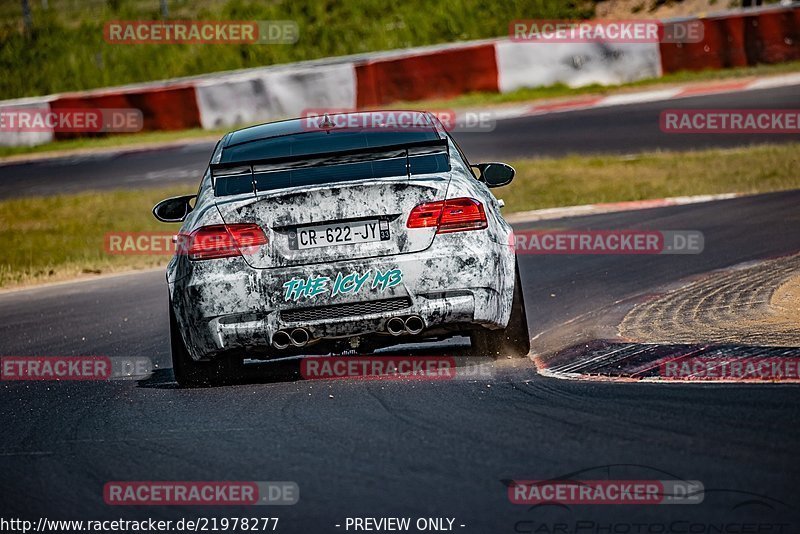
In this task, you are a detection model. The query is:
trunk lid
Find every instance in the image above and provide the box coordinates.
[214,176,450,269]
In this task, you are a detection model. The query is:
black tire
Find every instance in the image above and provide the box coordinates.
[170,306,240,388]
[469,262,530,359]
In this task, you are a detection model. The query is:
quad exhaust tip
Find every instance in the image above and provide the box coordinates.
[290,328,310,347]
[275,317,423,348]
[386,315,425,336]
[272,330,292,350]
[386,317,406,336]
[404,316,424,335]
[272,328,311,349]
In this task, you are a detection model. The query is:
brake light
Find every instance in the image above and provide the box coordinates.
[178,224,267,260]
[407,197,487,233]
[406,202,442,229]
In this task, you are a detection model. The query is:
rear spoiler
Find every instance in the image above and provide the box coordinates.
[210,138,449,181]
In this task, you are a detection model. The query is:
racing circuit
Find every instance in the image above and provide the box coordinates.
[1,85,800,530]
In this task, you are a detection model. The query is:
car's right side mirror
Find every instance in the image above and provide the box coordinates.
[473,162,515,188]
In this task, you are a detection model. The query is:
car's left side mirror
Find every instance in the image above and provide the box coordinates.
[473,162,515,188]
[152,195,197,223]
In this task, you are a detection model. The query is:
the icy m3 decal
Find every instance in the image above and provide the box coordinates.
[283,268,403,302]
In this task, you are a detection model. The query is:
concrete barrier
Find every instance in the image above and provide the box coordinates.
[496,41,662,93]
[195,63,357,129]
[50,84,200,140]
[0,98,55,147]
[748,7,800,64]
[660,5,799,73]
[660,16,748,73]
[356,44,498,107]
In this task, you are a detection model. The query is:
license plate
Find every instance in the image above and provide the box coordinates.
[293,219,390,250]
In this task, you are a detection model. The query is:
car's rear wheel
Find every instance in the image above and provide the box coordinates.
[170,306,240,387]
[469,262,530,359]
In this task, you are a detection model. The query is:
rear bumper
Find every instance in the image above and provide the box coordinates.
[169,233,515,361]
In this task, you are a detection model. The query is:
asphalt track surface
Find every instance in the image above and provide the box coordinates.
[1,84,799,199]
[2,190,800,531]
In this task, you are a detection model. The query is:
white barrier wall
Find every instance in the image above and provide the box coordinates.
[0,98,55,147]
[495,41,662,93]
[195,63,357,130]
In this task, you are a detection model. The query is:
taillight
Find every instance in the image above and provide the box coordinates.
[407,197,487,233]
[406,201,443,229]
[178,224,267,260]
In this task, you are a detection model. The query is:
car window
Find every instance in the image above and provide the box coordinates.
[250,153,448,193]
[220,129,442,165]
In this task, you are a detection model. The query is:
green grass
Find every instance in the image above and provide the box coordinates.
[1,142,798,289]
[0,186,188,288]
[500,143,800,212]
[0,0,593,100]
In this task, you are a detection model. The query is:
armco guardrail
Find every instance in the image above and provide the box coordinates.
[0,4,797,147]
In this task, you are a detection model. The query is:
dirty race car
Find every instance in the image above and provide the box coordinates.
[153,111,529,387]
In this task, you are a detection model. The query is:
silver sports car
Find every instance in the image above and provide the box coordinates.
[153,111,529,387]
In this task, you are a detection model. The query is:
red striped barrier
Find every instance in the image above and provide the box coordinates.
[356,44,498,108]
[659,6,799,74]
[748,8,800,64]
[50,84,200,140]
[659,16,747,73]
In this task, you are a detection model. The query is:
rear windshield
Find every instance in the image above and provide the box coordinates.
[219,129,441,164]
[214,153,448,196]
[254,153,447,193]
